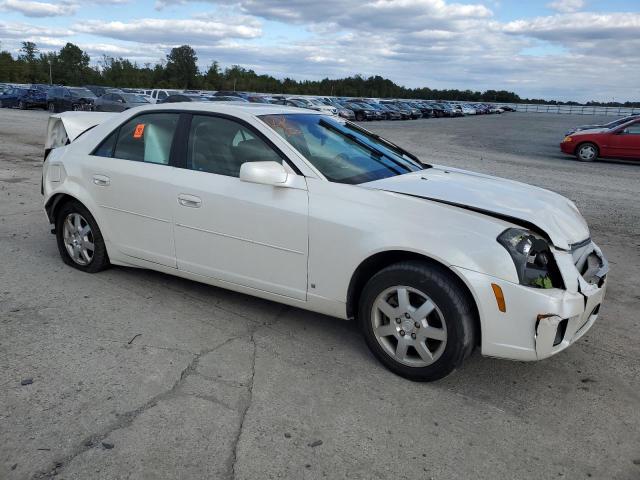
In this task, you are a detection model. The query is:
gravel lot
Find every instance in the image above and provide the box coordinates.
[1,109,639,480]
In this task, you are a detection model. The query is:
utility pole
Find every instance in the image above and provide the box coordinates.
[48,60,52,85]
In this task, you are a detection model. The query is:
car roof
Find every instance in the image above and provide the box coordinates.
[127,101,318,117]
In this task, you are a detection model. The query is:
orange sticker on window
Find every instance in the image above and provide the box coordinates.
[133,124,145,139]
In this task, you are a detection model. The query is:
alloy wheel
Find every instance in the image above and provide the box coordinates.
[371,286,447,367]
[62,213,95,266]
[578,144,596,161]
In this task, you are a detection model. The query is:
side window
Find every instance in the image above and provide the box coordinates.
[158,91,167,100]
[187,115,282,177]
[112,113,179,164]
[93,131,117,157]
[625,124,640,134]
[102,94,113,101]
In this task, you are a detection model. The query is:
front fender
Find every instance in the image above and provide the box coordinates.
[306,179,520,305]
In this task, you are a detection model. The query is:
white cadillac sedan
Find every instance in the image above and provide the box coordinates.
[42,103,608,381]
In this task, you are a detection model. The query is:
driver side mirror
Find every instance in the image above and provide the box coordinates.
[239,161,288,186]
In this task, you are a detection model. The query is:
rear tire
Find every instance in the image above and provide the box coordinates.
[18,100,26,110]
[356,112,365,122]
[48,102,56,113]
[576,142,598,162]
[55,200,109,273]
[358,261,476,381]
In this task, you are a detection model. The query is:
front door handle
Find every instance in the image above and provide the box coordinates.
[92,174,110,186]
[177,194,202,208]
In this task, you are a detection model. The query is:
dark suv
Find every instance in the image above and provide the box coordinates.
[46,86,97,113]
[0,87,47,109]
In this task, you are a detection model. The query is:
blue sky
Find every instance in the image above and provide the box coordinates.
[1,0,639,102]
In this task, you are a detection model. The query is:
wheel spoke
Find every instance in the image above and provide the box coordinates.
[83,240,94,251]
[81,249,92,263]
[375,323,397,338]
[376,299,398,320]
[73,214,81,232]
[415,342,434,363]
[80,224,91,237]
[396,288,410,312]
[395,339,409,361]
[420,326,447,341]
[413,299,435,321]
[65,217,74,235]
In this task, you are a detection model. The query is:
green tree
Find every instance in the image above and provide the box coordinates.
[56,43,91,85]
[165,45,199,89]
[204,61,222,89]
[19,41,39,82]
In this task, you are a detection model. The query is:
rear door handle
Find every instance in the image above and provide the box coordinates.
[177,194,202,208]
[92,174,110,186]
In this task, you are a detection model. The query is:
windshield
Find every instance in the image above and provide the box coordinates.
[122,93,148,103]
[260,114,424,184]
[606,116,639,128]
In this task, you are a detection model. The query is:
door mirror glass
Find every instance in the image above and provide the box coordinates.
[240,161,288,186]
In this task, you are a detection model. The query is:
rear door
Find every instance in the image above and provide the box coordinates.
[87,112,182,267]
[171,113,309,300]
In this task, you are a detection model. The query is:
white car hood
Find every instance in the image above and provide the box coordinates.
[363,166,589,250]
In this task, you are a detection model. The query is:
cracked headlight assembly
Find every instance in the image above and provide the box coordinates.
[497,228,563,289]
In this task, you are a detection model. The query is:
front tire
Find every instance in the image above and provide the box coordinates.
[48,102,56,113]
[55,200,109,273]
[359,261,476,381]
[576,142,598,162]
[18,100,26,110]
[355,112,365,122]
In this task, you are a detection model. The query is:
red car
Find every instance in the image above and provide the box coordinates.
[560,118,640,162]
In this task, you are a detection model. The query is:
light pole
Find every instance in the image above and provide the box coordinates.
[48,60,52,85]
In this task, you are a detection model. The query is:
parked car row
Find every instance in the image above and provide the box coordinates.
[561,114,640,162]
[0,82,513,119]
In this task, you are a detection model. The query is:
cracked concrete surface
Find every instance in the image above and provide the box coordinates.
[1,110,639,479]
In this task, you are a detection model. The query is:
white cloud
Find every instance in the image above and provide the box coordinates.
[74,17,262,44]
[0,0,76,17]
[1,0,639,102]
[0,21,73,38]
[547,0,585,13]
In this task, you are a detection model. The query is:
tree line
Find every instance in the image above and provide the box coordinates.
[1,41,638,107]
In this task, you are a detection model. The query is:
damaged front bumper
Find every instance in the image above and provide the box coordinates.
[452,241,608,361]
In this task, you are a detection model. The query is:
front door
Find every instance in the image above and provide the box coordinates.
[606,121,640,158]
[171,114,309,300]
